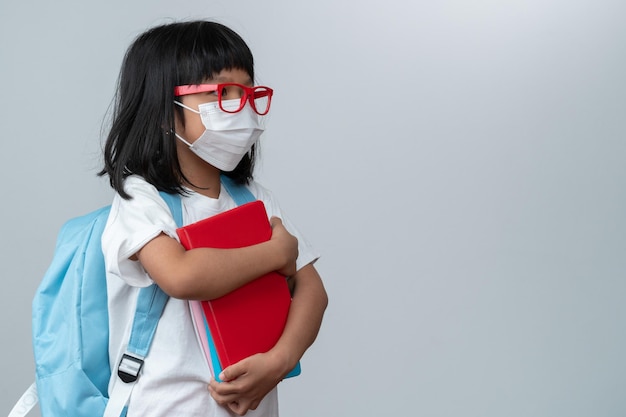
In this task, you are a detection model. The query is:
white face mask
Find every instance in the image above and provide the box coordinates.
[174,98,265,171]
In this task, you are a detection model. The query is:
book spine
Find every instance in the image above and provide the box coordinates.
[201,301,231,367]
[177,230,191,250]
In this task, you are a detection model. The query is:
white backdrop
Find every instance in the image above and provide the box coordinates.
[2,1,625,416]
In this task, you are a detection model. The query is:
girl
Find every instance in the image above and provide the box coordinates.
[99,20,328,416]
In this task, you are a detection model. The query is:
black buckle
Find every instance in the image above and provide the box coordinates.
[118,353,144,383]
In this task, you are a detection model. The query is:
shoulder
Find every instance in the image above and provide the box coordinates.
[109,176,171,215]
[105,175,178,236]
[245,180,275,201]
[121,175,161,199]
[245,180,283,217]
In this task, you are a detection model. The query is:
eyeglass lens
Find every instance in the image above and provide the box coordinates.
[219,84,271,115]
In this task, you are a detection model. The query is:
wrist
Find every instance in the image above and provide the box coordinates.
[267,345,298,379]
[263,239,288,273]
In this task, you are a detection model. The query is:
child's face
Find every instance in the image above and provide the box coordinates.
[175,68,253,143]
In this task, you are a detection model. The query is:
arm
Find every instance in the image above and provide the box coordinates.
[267,263,328,375]
[135,217,298,300]
[208,263,328,415]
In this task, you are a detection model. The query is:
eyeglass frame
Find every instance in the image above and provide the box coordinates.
[173,83,274,115]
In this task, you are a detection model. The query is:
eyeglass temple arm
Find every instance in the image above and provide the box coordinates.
[174,84,218,96]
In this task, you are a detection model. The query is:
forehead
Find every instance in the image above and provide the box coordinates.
[205,68,253,85]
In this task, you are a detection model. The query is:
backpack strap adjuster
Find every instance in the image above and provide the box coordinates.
[118,353,144,383]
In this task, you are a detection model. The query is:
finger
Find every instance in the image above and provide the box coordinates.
[249,400,260,411]
[229,399,254,416]
[208,383,240,405]
[228,402,241,415]
[220,359,248,382]
[208,379,240,396]
[269,216,283,228]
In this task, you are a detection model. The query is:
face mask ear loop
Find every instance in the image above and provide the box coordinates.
[173,101,200,146]
[174,132,193,147]
[174,100,200,114]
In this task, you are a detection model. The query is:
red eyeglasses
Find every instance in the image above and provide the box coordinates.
[174,83,273,115]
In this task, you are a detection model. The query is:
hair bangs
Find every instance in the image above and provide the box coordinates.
[176,22,254,86]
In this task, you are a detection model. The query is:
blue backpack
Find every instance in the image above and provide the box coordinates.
[9,177,255,417]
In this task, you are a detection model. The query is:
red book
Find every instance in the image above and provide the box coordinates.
[176,201,299,378]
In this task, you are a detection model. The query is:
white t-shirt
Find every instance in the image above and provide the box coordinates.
[102,175,318,417]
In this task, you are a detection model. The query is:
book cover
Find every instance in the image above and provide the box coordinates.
[177,200,300,380]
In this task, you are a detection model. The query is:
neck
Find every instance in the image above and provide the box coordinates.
[177,144,222,199]
[185,174,222,199]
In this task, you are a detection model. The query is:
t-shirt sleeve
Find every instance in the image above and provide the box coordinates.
[102,177,179,287]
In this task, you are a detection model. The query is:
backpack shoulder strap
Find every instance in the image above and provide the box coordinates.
[220,175,256,205]
[104,192,182,417]
[7,382,38,417]
[159,191,184,226]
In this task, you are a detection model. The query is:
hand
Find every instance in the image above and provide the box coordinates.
[269,217,298,277]
[208,352,287,415]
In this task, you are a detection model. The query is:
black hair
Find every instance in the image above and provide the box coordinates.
[99,20,257,199]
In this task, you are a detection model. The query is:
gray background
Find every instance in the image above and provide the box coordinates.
[2,0,625,416]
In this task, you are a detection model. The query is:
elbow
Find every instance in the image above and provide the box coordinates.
[307,277,329,314]
[314,271,329,312]
[151,267,207,300]
[314,280,329,310]
[155,275,195,300]
[320,287,329,312]
[160,283,194,300]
